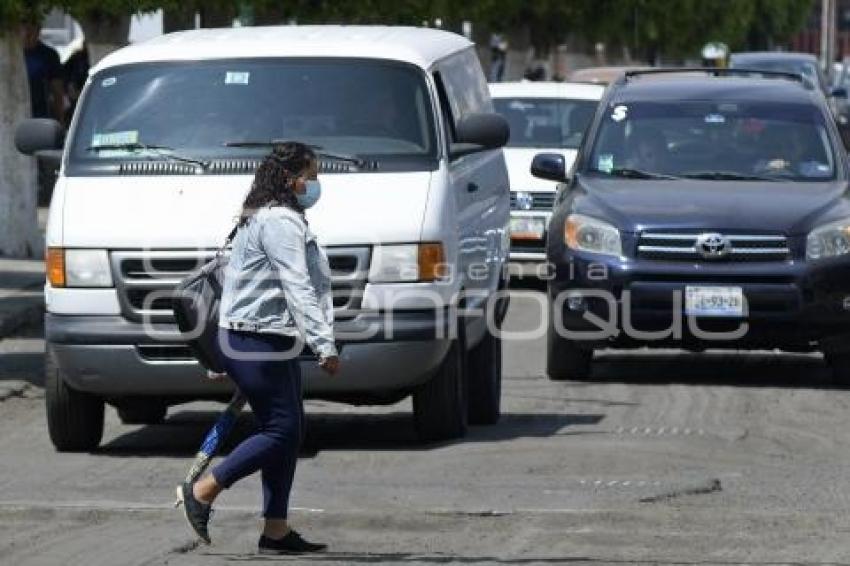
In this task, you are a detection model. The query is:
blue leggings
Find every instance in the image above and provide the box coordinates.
[211,329,303,519]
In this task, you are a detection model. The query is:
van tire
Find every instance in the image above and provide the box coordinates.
[413,336,468,442]
[45,348,104,452]
[117,401,167,425]
[467,330,502,425]
[547,329,593,381]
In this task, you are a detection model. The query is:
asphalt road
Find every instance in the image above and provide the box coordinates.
[3,286,850,565]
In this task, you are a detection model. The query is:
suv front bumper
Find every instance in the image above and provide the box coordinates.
[549,250,850,351]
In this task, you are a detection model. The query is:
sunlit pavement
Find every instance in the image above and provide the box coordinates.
[2,287,850,564]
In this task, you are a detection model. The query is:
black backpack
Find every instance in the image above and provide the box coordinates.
[171,225,238,373]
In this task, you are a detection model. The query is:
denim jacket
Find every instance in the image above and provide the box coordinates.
[219,206,337,359]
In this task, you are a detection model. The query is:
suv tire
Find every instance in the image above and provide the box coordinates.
[547,327,593,381]
[826,351,850,387]
[45,348,104,452]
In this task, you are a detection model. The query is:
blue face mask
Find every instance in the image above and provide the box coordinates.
[297,179,322,209]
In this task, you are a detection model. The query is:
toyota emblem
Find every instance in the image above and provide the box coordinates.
[696,233,730,259]
[515,191,533,211]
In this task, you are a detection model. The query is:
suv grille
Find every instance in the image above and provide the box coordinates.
[637,232,791,262]
[510,191,555,211]
[111,247,370,323]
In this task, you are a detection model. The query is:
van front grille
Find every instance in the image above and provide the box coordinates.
[111,247,371,323]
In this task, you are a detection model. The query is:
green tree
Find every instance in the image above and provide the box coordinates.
[582,0,813,62]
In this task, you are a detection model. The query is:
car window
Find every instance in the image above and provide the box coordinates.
[438,49,493,135]
[493,97,597,149]
[70,58,437,164]
[731,58,824,90]
[587,100,837,181]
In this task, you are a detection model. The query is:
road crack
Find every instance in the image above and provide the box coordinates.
[639,478,722,503]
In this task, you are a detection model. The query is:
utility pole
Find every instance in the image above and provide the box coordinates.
[821,0,837,79]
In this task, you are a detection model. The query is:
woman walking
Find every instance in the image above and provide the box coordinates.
[179,142,338,554]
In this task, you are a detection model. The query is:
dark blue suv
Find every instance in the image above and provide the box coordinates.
[532,69,850,383]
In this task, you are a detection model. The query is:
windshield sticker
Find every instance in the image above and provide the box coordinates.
[91,130,139,148]
[225,71,250,85]
[598,153,614,173]
[101,77,117,87]
[611,105,628,122]
[704,113,726,124]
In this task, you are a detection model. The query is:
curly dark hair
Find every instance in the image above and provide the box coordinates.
[239,142,316,225]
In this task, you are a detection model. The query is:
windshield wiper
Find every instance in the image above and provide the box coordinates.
[223,139,365,167]
[86,142,210,169]
[589,167,680,180]
[681,171,784,181]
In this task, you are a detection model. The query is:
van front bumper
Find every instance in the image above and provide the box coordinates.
[46,311,451,397]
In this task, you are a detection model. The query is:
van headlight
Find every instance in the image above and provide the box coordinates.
[807,219,850,260]
[369,243,446,282]
[563,214,622,257]
[47,248,113,287]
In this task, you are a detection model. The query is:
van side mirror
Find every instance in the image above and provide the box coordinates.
[15,118,64,155]
[450,113,509,159]
[531,152,568,182]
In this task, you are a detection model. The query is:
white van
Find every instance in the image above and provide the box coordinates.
[489,82,604,262]
[15,26,511,450]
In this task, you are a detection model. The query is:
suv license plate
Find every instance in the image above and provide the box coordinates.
[685,286,744,317]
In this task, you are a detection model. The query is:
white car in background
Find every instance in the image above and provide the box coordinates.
[490,82,604,262]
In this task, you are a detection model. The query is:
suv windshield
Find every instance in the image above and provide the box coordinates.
[69,58,437,168]
[587,100,837,181]
[493,97,596,149]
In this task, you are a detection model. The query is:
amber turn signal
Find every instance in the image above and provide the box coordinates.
[46,248,66,287]
[418,243,447,281]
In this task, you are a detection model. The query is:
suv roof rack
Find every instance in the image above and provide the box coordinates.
[620,67,808,87]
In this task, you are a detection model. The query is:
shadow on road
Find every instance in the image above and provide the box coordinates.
[587,350,836,389]
[95,410,604,458]
[210,551,598,563]
[208,551,850,565]
[508,276,547,293]
[0,352,45,387]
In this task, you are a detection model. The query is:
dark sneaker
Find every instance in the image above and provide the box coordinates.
[176,482,213,544]
[258,530,327,555]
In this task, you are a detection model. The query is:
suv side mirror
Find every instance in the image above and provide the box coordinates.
[832,86,848,98]
[15,118,64,155]
[531,152,568,182]
[450,113,509,159]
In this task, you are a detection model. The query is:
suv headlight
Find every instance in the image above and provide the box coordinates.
[47,248,113,287]
[807,219,850,260]
[369,243,447,282]
[564,214,622,257]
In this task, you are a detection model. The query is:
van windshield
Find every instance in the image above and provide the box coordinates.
[586,100,837,182]
[69,58,437,169]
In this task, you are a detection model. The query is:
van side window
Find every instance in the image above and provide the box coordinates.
[433,71,456,147]
[438,49,493,124]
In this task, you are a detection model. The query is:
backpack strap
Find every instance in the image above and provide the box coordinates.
[224,224,239,243]
[215,224,239,258]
